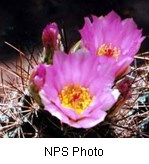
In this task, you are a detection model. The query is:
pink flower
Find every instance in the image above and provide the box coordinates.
[39,49,119,128]
[79,11,145,77]
[42,23,59,50]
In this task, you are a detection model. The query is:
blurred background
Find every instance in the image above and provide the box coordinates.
[0,0,149,61]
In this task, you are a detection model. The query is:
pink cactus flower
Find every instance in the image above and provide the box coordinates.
[39,49,119,128]
[42,22,59,49]
[79,11,145,77]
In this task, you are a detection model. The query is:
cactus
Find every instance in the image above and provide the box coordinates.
[0,13,149,138]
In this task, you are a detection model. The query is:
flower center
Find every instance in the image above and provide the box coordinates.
[59,84,92,115]
[96,44,120,60]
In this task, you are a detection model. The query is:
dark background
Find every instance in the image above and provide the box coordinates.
[0,0,149,60]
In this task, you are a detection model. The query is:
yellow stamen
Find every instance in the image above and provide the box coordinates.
[97,43,120,60]
[59,84,92,115]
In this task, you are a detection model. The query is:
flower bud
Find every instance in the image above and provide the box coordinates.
[117,78,132,99]
[41,22,64,64]
[31,64,46,89]
[42,23,59,50]
[29,64,47,106]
